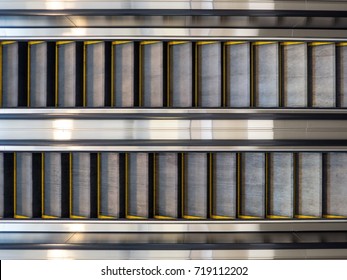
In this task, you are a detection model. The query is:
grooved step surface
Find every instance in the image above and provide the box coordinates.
[0,153,3,217]
[16,153,33,218]
[2,43,18,107]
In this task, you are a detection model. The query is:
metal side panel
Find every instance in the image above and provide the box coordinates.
[29,42,47,107]
[226,42,250,107]
[85,42,105,107]
[297,153,322,218]
[100,153,119,218]
[240,153,265,218]
[254,42,279,107]
[213,153,236,218]
[44,152,62,218]
[72,153,90,218]
[127,153,148,218]
[269,153,293,218]
[141,42,163,107]
[184,153,207,219]
[198,42,221,107]
[113,42,134,107]
[0,153,3,217]
[170,42,192,107]
[2,42,18,107]
[327,153,347,217]
[282,42,307,107]
[58,42,76,107]
[338,44,347,107]
[155,153,178,218]
[311,43,336,107]
[15,153,33,218]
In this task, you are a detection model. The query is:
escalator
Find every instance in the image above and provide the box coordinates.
[1,0,347,260]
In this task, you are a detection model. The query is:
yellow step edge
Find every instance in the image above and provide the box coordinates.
[56,41,74,45]
[70,215,87,219]
[182,215,205,220]
[140,41,160,45]
[225,41,246,45]
[112,41,132,45]
[309,42,334,46]
[267,215,291,219]
[196,41,218,45]
[14,214,29,219]
[84,41,103,45]
[210,215,235,220]
[281,42,305,46]
[42,215,58,219]
[337,43,347,47]
[126,215,147,219]
[154,215,176,220]
[28,41,44,45]
[238,215,262,219]
[1,41,16,45]
[253,41,276,46]
[98,215,116,219]
[323,214,347,219]
[168,41,188,45]
[295,215,319,219]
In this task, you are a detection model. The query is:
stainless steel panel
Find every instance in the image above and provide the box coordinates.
[226,42,250,107]
[338,45,347,107]
[15,153,33,218]
[184,153,207,218]
[0,153,3,217]
[170,42,192,107]
[213,153,237,218]
[2,42,18,107]
[100,153,119,218]
[240,153,265,218]
[113,42,134,107]
[297,153,322,218]
[269,153,293,218]
[156,153,178,218]
[29,42,47,107]
[127,153,148,218]
[283,43,307,107]
[0,232,73,243]
[141,42,163,107]
[254,42,279,107]
[311,43,336,107]
[86,42,105,107]
[198,42,221,107]
[58,42,76,107]
[327,153,347,217]
[72,153,90,218]
[44,152,62,218]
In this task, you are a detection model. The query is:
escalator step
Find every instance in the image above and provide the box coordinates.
[0,153,3,217]
[337,44,347,107]
[2,42,18,107]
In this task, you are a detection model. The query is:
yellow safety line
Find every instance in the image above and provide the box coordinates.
[154,215,176,220]
[0,43,2,107]
[97,153,101,218]
[281,42,305,46]
[309,42,334,46]
[83,43,87,107]
[13,153,17,217]
[27,44,30,107]
[183,215,205,220]
[181,153,185,217]
[323,214,347,218]
[195,43,198,107]
[237,153,241,217]
[28,41,44,45]
[84,41,102,45]
[267,215,290,219]
[125,153,129,218]
[225,41,246,45]
[167,44,170,107]
[14,214,29,219]
[211,215,234,220]
[168,41,188,45]
[56,41,74,45]
[112,41,132,45]
[55,43,58,107]
[98,215,115,219]
[196,41,217,45]
[337,43,347,47]
[209,153,213,218]
[41,152,45,217]
[253,41,276,46]
[126,215,146,219]
[69,153,73,218]
[239,215,262,219]
[70,215,87,219]
[140,41,160,45]
[1,41,16,45]
[42,215,57,219]
[295,215,319,219]
[111,43,115,107]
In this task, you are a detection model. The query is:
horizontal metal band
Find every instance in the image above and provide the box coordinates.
[1,28,347,40]
[1,220,347,233]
